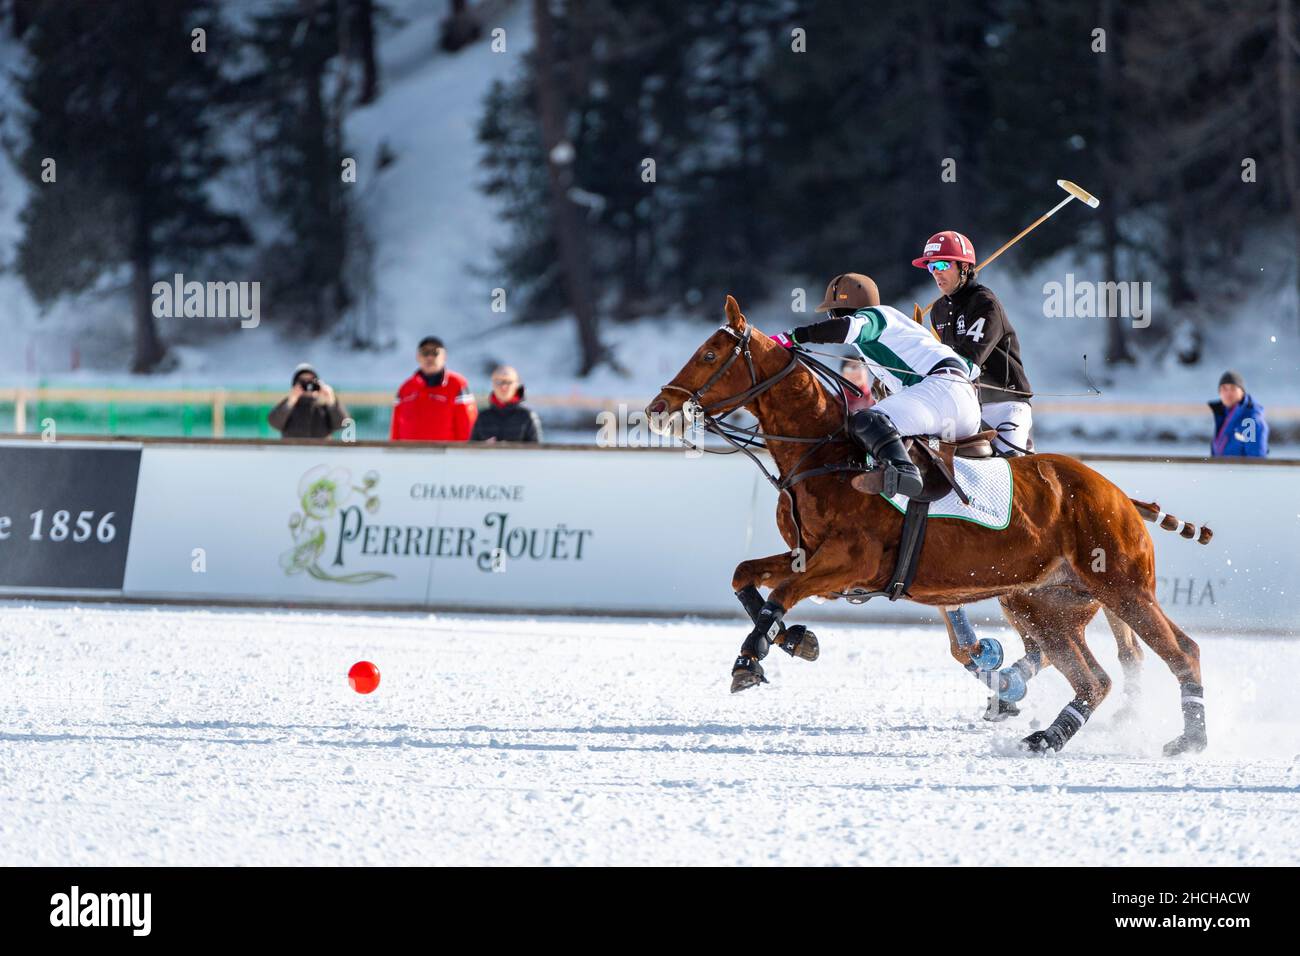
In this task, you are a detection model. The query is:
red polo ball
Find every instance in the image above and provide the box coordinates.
[348,661,381,694]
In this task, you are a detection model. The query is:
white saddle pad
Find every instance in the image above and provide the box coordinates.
[883,455,1013,529]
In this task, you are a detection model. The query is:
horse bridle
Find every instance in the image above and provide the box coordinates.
[657,324,873,552]
[658,324,798,418]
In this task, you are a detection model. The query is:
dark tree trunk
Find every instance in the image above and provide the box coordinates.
[1164,183,1196,307]
[727,0,763,302]
[355,0,379,104]
[306,15,348,334]
[532,0,605,376]
[130,205,165,373]
[440,0,482,53]
[918,13,957,228]
[1280,0,1300,328]
[1098,0,1133,363]
[10,0,37,37]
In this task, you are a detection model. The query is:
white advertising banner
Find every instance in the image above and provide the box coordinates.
[1075,459,1294,634]
[123,444,765,612]
[117,443,1296,634]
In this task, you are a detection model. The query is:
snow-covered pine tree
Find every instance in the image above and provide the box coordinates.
[1125,0,1300,345]
[240,0,356,335]
[15,0,249,372]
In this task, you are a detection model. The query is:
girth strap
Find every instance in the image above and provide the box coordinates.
[886,498,931,601]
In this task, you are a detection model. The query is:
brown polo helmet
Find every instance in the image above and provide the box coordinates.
[815,273,880,312]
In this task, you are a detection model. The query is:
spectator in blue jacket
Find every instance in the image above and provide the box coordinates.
[1209,370,1268,457]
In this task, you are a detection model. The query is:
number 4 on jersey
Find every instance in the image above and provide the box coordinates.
[964,317,986,342]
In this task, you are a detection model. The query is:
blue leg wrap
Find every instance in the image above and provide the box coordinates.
[995,648,1043,701]
[946,607,978,648]
[997,665,1028,702]
[969,637,1003,672]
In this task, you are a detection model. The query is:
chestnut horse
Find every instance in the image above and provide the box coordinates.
[646,296,1209,755]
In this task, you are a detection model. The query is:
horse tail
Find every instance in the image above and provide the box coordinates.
[1129,498,1213,545]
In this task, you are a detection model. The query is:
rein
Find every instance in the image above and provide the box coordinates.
[795,345,1104,399]
[658,326,869,552]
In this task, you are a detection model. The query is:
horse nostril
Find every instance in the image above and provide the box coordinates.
[647,399,667,415]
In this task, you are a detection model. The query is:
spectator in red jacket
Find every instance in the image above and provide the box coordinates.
[841,358,877,414]
[390,336,478,441]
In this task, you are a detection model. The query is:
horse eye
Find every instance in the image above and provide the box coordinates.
[703,351,716,362]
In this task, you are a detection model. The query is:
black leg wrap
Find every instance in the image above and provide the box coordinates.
[740,600,785,660]
[1022,697,1092,753]
[735,585,767,622]
[737,588,817,661]
[732,599,787,692]
[1164,682,1207,756]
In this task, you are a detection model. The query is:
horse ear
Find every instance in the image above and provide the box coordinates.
[724,294,746,330]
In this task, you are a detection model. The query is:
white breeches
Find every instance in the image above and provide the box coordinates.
[980,400,1034,454]
[872,373,982,440]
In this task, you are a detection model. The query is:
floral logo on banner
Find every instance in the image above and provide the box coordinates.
[281,465,394,584]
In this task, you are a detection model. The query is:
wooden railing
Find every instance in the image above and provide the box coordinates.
[0,386,1295,438]
[0,387,649,437]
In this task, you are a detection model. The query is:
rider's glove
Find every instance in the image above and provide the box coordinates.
[771,331,798,349]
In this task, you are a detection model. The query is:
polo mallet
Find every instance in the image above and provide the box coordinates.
[912,179,1101,327]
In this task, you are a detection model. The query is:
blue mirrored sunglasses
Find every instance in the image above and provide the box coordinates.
[926,260,955,273]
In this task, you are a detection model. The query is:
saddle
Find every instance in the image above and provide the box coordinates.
[856,429,997,504]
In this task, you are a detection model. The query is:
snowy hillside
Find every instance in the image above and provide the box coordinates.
[0,0,1294,453]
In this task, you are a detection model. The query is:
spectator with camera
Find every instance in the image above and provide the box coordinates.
[471,365,542,443]
[268,362,348,439]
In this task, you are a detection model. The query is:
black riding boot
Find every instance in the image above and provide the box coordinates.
[849,410,924,498]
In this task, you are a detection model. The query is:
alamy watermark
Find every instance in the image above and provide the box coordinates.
[596,402,703,458]
[152,273,260,328]
[50,886,151,936]
[1042,274,1151,329]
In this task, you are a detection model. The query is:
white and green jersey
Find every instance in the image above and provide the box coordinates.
[795,305,979,395]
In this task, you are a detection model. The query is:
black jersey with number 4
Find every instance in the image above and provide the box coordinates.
[929,282,1032,404]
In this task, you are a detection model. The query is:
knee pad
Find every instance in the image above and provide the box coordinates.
[849,408,898,447]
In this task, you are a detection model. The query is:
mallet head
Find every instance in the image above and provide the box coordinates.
[1058,179,1100,208]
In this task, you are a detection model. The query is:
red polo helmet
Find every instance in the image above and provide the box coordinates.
[912,230,976,268]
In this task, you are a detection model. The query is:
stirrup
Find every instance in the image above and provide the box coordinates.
[881,461,924,498]
[850,462,922,497]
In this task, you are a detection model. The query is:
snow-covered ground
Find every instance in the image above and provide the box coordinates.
[1,602,1295,866]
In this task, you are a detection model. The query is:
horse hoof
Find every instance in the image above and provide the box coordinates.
[1020,729,1061,753]
[730,656,769,693]
[970,638,1003,672]
[1162,733,1207,757]
[983,697,1019,722]
[779,625,819,661]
